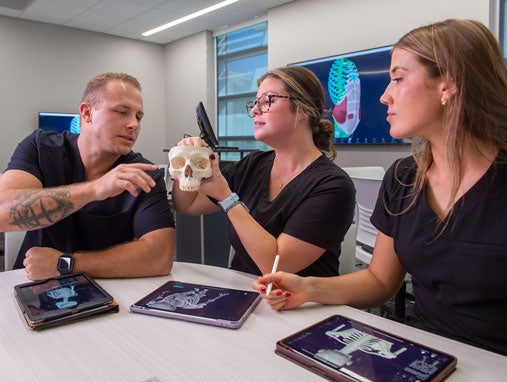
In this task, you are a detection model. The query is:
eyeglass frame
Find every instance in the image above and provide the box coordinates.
[245,94,291,117]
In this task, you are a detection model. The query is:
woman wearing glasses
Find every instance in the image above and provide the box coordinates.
[172,66,355,277]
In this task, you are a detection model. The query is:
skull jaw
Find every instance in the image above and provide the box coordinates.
[178,177,208,192]
[178,184,202,192]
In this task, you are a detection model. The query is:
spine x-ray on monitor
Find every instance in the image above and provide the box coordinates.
[196,102,238,151]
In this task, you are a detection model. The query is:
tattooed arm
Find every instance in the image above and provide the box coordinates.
[0,170,89,231]
[0,166,174,281]
[0,163,157,232]
[8,188,77,230]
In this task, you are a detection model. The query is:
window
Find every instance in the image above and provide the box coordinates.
[216,21,269,159]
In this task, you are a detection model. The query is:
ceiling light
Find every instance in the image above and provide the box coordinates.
[143,0,240,37]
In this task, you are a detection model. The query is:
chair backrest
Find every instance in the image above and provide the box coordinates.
[342,166,385,179]
[4,231,26,271]
[339,223,357,275]
[342,167,385,224]
[157,164,172,198]
[349,175,383,249]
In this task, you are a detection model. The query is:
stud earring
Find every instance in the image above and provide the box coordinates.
[441,97,448,106]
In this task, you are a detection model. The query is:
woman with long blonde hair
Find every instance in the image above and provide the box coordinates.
[253,19,507,356]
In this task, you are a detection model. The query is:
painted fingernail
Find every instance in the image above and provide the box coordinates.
[276,291,283,296]
[261,286,266,292]
[284,292,291,297]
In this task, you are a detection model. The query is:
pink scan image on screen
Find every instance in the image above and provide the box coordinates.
[328,58,361,137]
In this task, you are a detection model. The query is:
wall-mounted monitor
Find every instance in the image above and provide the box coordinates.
[291,46,407,145]
[38,112,80,134]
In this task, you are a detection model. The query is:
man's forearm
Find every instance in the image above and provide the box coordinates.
[7,184,91,230]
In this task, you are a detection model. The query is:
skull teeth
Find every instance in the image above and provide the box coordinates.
[180,186,200,192]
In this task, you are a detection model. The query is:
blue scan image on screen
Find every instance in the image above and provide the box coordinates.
[39,112,81,134]
[285,316,455,381]
[291,46,405,145]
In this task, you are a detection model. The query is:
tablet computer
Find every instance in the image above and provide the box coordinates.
[130,280,261,329]
[275,315,457,382]
[14,272,118,330]
[196,102,238,150]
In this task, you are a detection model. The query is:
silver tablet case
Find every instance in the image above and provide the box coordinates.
[130,280,261,329]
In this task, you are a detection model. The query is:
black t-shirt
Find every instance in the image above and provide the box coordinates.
[222,150,355,277]
[6,129,175,268]
[371,156,507,355]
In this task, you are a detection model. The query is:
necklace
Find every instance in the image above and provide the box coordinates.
[273,156,316,189]
[274,165,305,189]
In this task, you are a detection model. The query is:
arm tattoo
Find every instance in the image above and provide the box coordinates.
[9,188,75,230]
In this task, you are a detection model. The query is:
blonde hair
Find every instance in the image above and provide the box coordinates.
[81,72,141,107]
[393,19,507,224]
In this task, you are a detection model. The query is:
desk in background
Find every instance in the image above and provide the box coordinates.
[0,263,505,381]
[163,148,258,160]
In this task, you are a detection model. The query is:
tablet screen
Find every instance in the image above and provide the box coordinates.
[196,102,219,149]
[277,315,456,382]
[131,281,260,323]
[15,273,113,323]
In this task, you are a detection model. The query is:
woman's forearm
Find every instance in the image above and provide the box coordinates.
[304,269,398,308]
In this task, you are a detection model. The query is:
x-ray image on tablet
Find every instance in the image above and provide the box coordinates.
[276,315,457,381]
[14,273,118,330]
[130,281,261,329]
[145,287,229,311]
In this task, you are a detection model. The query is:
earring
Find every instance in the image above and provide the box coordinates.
[441,97,448,106]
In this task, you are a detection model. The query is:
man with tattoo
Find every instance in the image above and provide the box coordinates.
[0,73,175,280]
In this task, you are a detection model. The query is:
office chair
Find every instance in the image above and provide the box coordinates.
[345,167,412,322]
[4,231,26,271]
[157,164,172,199]
[339,223,357,275]
[349,175,384,265]
[342,166,385,179]
[342,166,385,225]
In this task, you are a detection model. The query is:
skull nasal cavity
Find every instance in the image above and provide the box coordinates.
[185,165,193,177]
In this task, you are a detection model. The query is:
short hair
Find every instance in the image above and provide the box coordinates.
[81,72,141,107]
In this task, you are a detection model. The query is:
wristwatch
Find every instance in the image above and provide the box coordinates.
[218,193,249,213]
[57,253,74,274]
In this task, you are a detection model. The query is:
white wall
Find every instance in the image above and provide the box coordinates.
[269,0,491,68]
[163,31,214,150]
[0,15,166,171]
[265,0,491,168]
[0,0,494,172]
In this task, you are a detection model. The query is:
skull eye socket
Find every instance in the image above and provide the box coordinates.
[193,157,208,169]
[171,157,186,169]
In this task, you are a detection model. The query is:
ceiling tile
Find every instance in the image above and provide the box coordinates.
[65,9,128,31]
[0,0,296,44]
[87,0,149,18]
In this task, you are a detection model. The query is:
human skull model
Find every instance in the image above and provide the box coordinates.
[168,146,213,191]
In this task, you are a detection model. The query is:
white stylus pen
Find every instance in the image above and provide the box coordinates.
[266,255,280,296]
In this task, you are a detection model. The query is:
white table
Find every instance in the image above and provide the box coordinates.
[0,262,505,381]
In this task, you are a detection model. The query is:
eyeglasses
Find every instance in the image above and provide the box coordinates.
[245,94,290,117]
